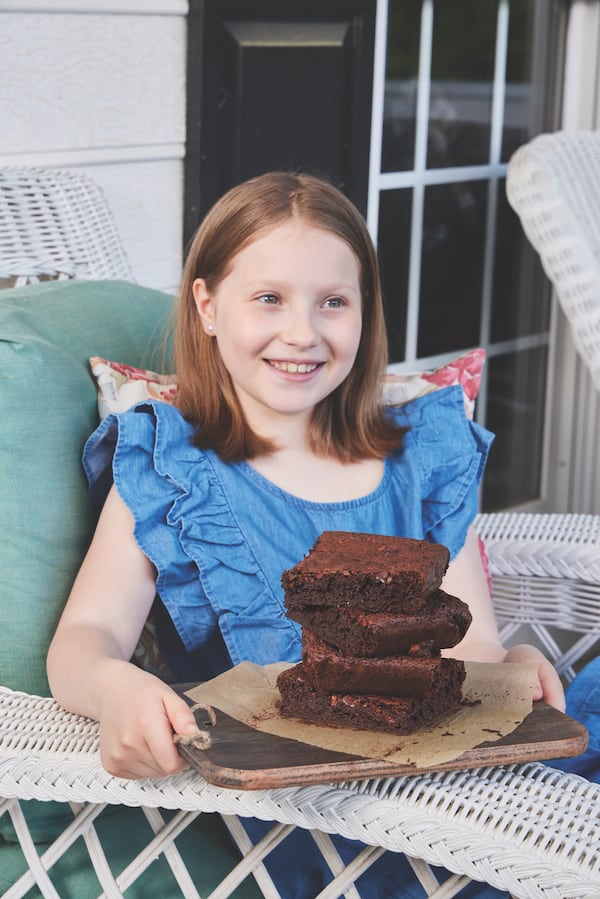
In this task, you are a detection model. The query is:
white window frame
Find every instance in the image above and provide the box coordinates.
[368,0,600,514]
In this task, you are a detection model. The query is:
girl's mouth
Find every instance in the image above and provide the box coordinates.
[267,360,321,374]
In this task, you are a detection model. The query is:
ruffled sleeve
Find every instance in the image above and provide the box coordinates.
[390,384,494,558]
[82,401,301,669]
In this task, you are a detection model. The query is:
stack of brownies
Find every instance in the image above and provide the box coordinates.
[276,531,473,735]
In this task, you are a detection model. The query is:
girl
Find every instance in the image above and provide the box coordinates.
[47,171,564,897]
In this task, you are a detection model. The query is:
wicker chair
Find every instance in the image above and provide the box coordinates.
[1,164,600,898]
[477,130,600,686]
[506,129,600,392]
[0,167,133,286]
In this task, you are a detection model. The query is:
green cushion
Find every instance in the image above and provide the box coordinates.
[0,281,261,899]
[0,279,175,696]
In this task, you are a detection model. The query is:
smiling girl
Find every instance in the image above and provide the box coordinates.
[47,171,563,897]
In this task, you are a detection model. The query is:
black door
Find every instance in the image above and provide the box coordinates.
[184,0,377,247]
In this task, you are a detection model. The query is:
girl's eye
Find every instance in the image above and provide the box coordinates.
[323,296,346,309]
[258,293,280,305]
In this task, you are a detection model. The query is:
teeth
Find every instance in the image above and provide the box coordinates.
[270,361,318,373]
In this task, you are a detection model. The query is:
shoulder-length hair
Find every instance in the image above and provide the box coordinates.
[174,171,405,463]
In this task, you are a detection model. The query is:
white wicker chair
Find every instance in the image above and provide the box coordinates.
[475,130,600,686]
[505,130,600,391]
[0,166,133,286]
[1,165,600,898]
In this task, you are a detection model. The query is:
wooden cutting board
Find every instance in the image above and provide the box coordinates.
[173,694,588,790]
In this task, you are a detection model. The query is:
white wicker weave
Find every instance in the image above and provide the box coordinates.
[0,167,133,285]
[2,165,600,897]
[2,687,600,899]
[475,513,600,682]
[476,129,600,686]
[505,130,600,391]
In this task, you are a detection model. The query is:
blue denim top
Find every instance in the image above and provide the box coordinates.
[83,384,493,680]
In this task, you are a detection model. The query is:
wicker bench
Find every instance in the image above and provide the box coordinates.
[1,164,600,898]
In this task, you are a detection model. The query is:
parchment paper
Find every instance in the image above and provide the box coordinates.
[184,660,538,768]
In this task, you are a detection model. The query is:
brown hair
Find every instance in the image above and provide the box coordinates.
[174,171,405,462]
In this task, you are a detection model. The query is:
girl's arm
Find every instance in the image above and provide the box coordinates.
[47,485,199,778]
[441,525,565,711]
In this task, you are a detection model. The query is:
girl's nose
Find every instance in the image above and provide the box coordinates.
[280,306,319,347]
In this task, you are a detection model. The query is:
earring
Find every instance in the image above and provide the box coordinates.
[207,324,214,332]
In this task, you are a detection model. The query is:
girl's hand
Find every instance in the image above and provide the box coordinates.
[441,528,566,712]
[97,663,200,779]
[503,643,566,711]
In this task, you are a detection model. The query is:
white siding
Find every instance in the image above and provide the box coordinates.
[0,1,187,292]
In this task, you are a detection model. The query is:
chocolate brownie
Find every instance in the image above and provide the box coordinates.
[276,664,464,735]
[301,631,466,698]
[282,531,450,613]
[288,589,472,657]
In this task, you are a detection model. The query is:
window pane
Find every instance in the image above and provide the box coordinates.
[502,1,567,162]
[381,0,421,172]
[491,183,551,341]
[417,180,486,357]
[428,0,497,168]
[378,188,412,362]
[377,0,568,512]
[482,346,548,510]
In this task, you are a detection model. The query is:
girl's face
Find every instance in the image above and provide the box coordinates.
[193,219,363,437]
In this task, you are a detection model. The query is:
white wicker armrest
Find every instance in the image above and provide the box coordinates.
[2,685,600,898]
[476,512,600,583]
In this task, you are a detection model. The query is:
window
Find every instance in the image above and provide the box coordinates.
[369,0,568,511]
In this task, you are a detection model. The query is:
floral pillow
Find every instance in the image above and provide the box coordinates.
[90,348,485,421]
[382,348,485,420]
[89,356,178,421]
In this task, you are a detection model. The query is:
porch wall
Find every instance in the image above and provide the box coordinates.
[0,0,188,293]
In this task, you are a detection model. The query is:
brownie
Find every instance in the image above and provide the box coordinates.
[277,532,467,737]
[301,631,466,698]
[276,664,464,735]
[288,589,472,657]
[282,531,450,613]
